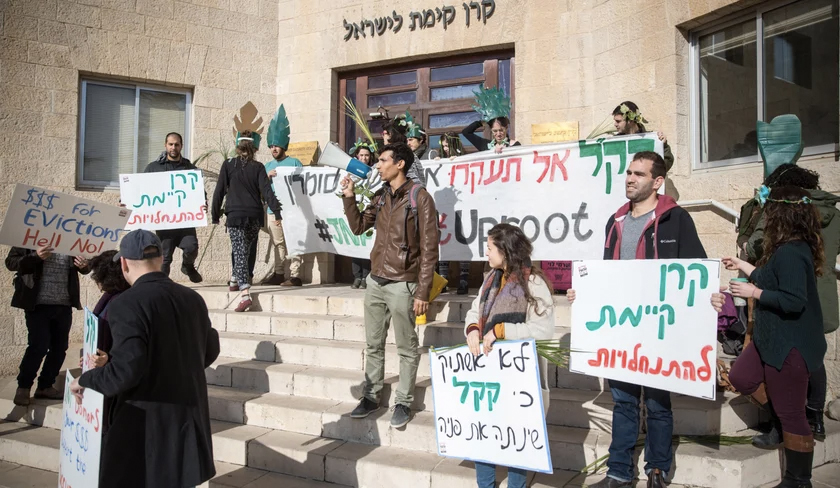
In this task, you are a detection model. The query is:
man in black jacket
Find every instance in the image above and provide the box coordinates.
[143,132,203,283]
[583,151,719,488]
[70,230,220,488]
[6,246,89,406]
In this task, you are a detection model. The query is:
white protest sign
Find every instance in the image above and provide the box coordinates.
[430,340,552,473]
[82,308,98,373]
[0,184,131,258]
[59,371,103,488]
[274,133,662,261]
[569,259,721,400]
[120,170,207,231]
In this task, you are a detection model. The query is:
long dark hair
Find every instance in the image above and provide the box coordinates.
[439,132,464,158]
[235,130,257,162]
[89,250,130,294]
[487,223,552,316]
[759,185,825,276]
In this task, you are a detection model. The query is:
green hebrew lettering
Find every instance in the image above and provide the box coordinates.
[586,305,617,331]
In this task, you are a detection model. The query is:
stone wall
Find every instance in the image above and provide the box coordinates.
[0,0,837,399]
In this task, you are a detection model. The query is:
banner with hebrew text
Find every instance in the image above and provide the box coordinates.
[273,133,663,260]
[430,340,552,473]
[120,170,207,231]
[569,259,721,400]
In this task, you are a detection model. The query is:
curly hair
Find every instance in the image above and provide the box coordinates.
[764,164,820,190]
[759,185,825,276]
[89,250,131,294]
[487,223,553,316]
[235,130,257,161]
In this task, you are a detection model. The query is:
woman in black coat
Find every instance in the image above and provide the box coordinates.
[211,131,283,312]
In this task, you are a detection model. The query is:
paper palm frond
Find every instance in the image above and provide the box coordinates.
[266,104,291,148]
[471,85,511,122]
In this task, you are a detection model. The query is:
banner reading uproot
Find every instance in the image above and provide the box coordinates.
[59,371,103,488]
[430,341,552,473]
[569,259,721,400]
[0,184,131,258]
[273,133,662,260]
[120,170,207,231]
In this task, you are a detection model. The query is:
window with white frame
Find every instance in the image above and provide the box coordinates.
[79,80,191,187]
[691,0,838,168]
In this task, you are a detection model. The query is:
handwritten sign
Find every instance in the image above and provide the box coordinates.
[569,259,721,400]
[430,340,552,473]
[286,141,320,166]
[273,133,663,261]
[82,309,98,373]
[0,184,131,258]
[59,371,102,488]
[531,121,579,144]
[120,170,207,231]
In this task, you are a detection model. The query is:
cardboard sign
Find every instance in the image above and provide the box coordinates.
[0,184,131,258]
[274,133,663,261]
[59,371,103,488]
[569,259,721,400]
[286,141,320,166]
[120,170,207,231]
[430,341,552,473]
[530,121,579,144]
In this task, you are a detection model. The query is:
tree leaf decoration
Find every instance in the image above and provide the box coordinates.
[232,101,264,138]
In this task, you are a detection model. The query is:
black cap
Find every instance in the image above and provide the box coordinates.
[113,230,163,262]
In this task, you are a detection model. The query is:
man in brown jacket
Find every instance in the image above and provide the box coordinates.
[341,143,439,428]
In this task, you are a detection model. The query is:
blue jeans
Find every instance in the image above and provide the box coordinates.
[475,461,527,488]
[606,380,673,482]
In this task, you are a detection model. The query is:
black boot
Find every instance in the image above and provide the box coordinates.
[753,400,783,449]
[772,433,814,488]
[805,407,825,441]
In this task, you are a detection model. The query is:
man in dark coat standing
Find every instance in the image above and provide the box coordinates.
[70,229,220,488]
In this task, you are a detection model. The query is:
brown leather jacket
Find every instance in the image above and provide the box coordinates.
[343,180,439,301]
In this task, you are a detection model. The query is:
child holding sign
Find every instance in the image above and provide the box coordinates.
[724,185,826,488]
[464,223,554,488]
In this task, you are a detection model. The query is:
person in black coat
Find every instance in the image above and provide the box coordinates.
[211,130,283,312]
[70,230,220,488]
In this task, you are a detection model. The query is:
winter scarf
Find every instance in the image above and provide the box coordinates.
[477,268,530,336]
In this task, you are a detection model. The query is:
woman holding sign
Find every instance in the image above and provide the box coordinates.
[724,185,826,488]
[211,130,283,312]
[464,223,554,488]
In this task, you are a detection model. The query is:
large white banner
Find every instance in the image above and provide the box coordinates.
[120,170,207,231]
[273,133,662,261]
[430,340,552,473]
[0,184,131,258]
[569,259,721,400]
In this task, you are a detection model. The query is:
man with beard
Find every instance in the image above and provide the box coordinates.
[571,151,718,488]
[143,132,203,283]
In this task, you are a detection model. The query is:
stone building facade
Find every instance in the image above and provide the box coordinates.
[0,0,837,395]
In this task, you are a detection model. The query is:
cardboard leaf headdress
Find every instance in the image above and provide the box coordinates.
[350,138,376,157]
[233,101,264,149]
[471,85,511,123]
[266,104,291,149]
[403,111,425,139]
[757,114,803,179]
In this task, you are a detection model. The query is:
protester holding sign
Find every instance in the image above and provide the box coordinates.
[568,151,723,488]
[462,85,520,154]
[610,102,673,172]
[70,229,220,488]
[6,246,89,406]
[143,132,204,283]
[86,250,130,367]
[464,223,554,488]
[724,185,827,488]
[211,131,283,312]
[341,143,439,428]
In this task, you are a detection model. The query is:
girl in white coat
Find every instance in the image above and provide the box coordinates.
[464,223,555,488]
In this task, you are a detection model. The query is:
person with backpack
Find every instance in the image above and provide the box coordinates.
[737,164,839,446]
[340,143,439,428]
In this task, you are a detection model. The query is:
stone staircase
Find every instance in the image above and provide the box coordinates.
[0,284,838,488]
